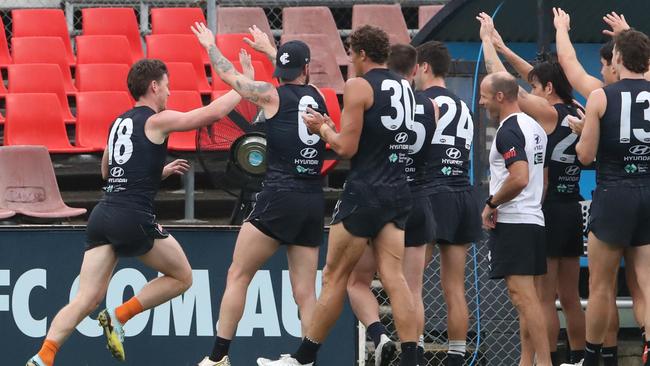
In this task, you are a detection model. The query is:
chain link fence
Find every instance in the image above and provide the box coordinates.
[365,240,521,366]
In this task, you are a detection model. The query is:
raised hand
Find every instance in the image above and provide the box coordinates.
[239,49,255,80]
[190,22,216,50]
[162,159,190,179]
[243,25,276,57]
[603,12,630,37]
[476,12,496,41]
[553,7,571,32]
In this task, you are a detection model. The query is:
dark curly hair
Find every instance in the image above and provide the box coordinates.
[127,59,168,100]
[614,29,650,74]
[348,25,390,64]
[416,41,450,77]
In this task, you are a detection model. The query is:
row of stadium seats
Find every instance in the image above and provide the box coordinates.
[0,87,341,154]
[0,5,443,66]
[0,5,444,94]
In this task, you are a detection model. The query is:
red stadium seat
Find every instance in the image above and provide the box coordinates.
[76,35,133,65]
[11,37,77,95]
[167,90,203,151]
[146,34,211,93]
[151,7,206,34]
[280,34,344,94]
[76,91,133,151]
[282,7,348,66]
[11,9,75,64]
[4,93,93,153]
[75,64,131,94]
[151,7,209,64]
[319,87,341,175]
[217,7,274,44]
[0,17,12,68]
[352,4,410,45]
[0,145,87,218]
[211,60,277,91]
[419,5,444,29]
[216,34,275,80]
[8,64,76,124]
[82,8,144,61]
[166,62,200,92]
[201,90,258,151]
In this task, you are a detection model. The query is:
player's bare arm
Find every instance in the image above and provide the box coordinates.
[492,27,533,80]
[192,22,279,113]
[101,147,109,180]
[302,78,369,159]
[145,49,255,144]
[576,88,606,165]
[477,13,506,74]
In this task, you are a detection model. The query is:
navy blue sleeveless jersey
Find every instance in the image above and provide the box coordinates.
[264,84,327,192]
[342,68,413,206]
[422,86,474,193]
[598,79,650,186]
[406,90,436,194]
[544,103,583,200]
[103,106,167,212]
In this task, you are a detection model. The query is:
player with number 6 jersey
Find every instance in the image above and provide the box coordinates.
[191,24,330,366]
[26,55,251,366]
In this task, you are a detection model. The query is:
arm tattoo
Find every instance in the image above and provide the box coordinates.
[209,44,275,105]
[234,79,274,104]
[208,45,234,74]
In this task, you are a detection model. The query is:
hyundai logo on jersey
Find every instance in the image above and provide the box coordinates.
[446,147,461,159]
[565,165,581,176]
[110,167,125,177]
[300,147,318,159]
[629,145,650,156]
[394,132,409,143]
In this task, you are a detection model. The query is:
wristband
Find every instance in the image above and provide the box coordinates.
[486,195,498,209]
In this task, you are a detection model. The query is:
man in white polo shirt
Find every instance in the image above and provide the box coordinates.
[479,71,551,366]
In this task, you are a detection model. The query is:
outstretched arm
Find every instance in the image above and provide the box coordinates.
[554,7,605,98]
[477,12,506,74]
[492,28,533,81]
[145,49,255,140]
[192,22,278,110]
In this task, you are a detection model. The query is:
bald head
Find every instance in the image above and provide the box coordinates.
[484,72,518,102]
